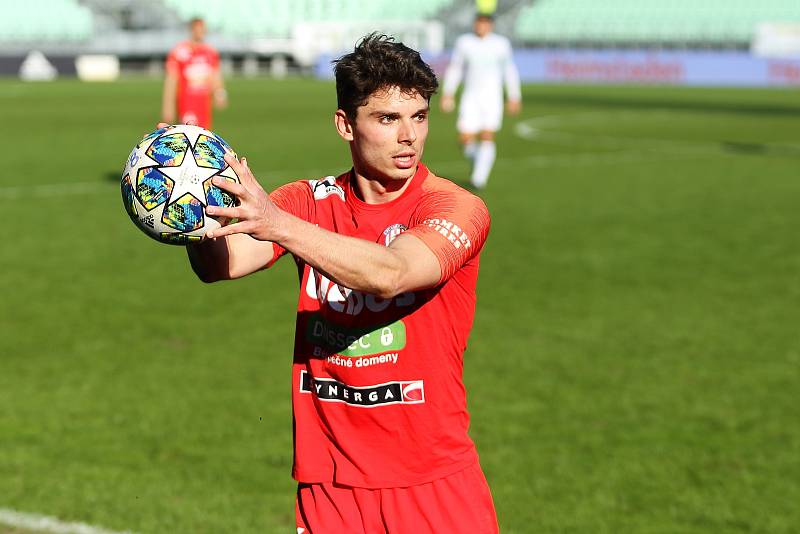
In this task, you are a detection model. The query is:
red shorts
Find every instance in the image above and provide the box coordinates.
[295,463,498,533]
[177,97,212,130]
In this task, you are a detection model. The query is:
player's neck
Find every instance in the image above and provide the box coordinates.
[352,168,415,204]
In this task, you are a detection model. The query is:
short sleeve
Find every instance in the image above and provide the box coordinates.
[405,185,491,284]
[269,181,315,261]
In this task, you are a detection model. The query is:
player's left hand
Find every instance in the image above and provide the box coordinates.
[214,88,228,109]
[506,99,521,115]
[204,153,284,242]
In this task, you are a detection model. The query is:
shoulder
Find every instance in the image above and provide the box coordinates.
[491,34,512,50]
[454,33,474,47]
[169,41,192,60]
[308,175,346,202]
[272,175,349,202]
[419,174,490,218]
[201,43,220,58]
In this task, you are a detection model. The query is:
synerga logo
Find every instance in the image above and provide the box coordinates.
[299,371,424,408]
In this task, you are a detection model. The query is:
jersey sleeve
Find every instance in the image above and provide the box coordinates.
[269,180,315,261]
[405,186,491,284]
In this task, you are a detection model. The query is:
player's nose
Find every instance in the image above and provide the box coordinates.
[397,118,417,145]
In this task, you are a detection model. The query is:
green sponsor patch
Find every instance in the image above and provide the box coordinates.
[306,315,406,357]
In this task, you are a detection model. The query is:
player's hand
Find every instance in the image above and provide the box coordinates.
[214,88,228,109]
[440,95,455,113]
[506,99,521,115]
[204,153,283,242]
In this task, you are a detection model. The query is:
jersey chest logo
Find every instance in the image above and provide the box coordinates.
[382,223,407,246]
[305,267,415,316]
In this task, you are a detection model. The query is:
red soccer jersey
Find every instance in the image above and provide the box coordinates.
[165,41,219,129]
[269,164,491,488]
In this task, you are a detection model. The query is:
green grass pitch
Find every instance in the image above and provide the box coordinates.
[0,77,798,533]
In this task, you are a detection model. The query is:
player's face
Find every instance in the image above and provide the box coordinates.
[474,17,493,37]
[190,20,206,42]
[341,86,430,183]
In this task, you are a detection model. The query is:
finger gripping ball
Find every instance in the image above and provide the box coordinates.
[121,124,240,245]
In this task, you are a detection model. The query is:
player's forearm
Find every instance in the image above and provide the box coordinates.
[442,68,461,97]
[187,237,231,282]
[187,233,274,282]
[162,75,177,121]
[276,213,409,298]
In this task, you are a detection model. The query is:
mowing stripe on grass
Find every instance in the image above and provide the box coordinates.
[0,182,111,200]
[0,508,137,534]
[0,144,724,202]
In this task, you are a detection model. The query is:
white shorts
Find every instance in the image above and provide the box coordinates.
[457,94,503,134]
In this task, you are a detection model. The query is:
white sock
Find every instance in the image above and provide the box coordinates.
[470,140,496,189]
[463,141,477,160]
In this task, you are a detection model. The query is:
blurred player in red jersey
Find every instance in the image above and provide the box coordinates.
[185,34,498,533]
[162,17,227,129]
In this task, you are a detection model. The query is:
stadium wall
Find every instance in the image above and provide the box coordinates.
[315,49,800,87]
[511,49,800,87]
[3,48,799,87]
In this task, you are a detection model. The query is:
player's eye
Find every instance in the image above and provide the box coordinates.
[414,113,428,122]
[379,115,395,124]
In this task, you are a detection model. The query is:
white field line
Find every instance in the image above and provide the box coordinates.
[0,508,137,534]
[513,110,800,153]
[513,111,716,150]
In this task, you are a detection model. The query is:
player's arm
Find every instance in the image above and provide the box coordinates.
[186,162,316,283]
[162,66,178,123]
[212,70,227,109]
[205,155,443,297]
[503,41,522,115]
[262,215,442,298]
[186,233,275,283]
[211,53,227,109]
[441,38,466,113]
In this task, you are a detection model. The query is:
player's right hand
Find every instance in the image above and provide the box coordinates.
[204,153,285,243]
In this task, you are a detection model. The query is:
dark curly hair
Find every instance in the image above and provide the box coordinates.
[333,33,439,121]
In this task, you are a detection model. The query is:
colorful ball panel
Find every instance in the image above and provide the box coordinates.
[146,132,189,167]
[162,193,204,232]
[121,124,240,245]
[135,167,174,210]
[193,134,227,170]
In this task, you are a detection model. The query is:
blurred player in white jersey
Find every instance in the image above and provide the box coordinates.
[441,13,521,190]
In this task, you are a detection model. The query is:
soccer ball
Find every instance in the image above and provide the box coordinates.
[121,124,240,245]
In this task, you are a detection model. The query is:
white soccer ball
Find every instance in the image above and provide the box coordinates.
[121,124,240,245]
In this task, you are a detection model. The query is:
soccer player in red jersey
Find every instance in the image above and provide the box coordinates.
[162,17,227,130]
[187,34,498,533]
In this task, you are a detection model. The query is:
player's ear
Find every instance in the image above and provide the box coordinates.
[334,109,354,142]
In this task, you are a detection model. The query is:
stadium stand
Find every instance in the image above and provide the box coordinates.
[162,0,455,38]
[515,0,800,47]
[0,0,93,43]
